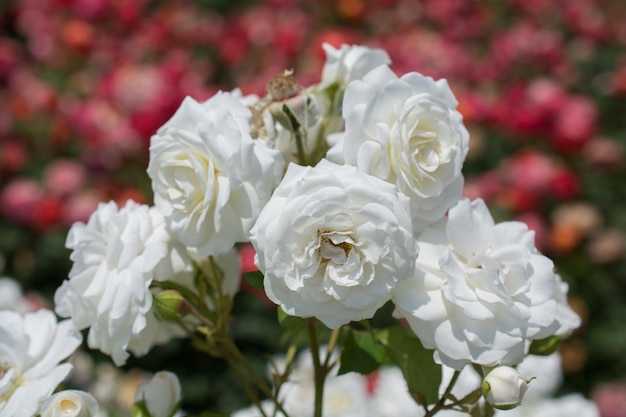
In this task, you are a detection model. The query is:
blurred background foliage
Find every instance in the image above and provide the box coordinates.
[1,0,626,415]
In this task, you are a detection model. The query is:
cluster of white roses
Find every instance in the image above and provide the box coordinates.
[2,43,585,416]
[0,283,182,417]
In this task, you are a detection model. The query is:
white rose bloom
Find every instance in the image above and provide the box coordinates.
[55,200,191,366]
[148,92,284,256]
[369,367,424,417]
[280,348,369,417]
[440,364,482,401]
[39,390,99,417]
[134,371,181,417]
[338,65,469,232]
[0,277,29,313]
[250,159,417,329]
[393,198,580,369]
[319,43,391,90]
[515,353,562,401]
[495,394,599,417]
[0,309,82,417]
[232,400,285,417]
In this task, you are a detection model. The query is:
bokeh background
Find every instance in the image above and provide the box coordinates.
[1,0,626,415]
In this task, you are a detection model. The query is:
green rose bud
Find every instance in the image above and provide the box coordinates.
[153,290,188,322]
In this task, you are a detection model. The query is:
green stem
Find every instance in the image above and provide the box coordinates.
[483,402,495,417]
[283,104,308,166]
[424,370,460,417]
[219,335,290,417]
[224,354,269,417]
[305,318,324,417]
[323,328,341,369]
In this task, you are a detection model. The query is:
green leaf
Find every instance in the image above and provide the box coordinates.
[376,326,442,405]
[277,306,306,329]
[185,413,230,417]
[338,330,385,375]
[242,270,264,291]
[528,335,565,356]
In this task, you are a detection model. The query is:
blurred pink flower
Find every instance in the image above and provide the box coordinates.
[583,137,625,169]
[549,167,580,200]
[60,190,102,226]
[551,96,598,153]
[593,382,626,417]
[0,178,43,224]
[0,140,28,174]
[43,159,86,197]
[502,149,556,196]
[238,243,258,274]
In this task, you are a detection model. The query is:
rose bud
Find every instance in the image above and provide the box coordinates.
[482,366,532,410]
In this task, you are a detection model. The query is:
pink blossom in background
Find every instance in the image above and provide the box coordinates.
[583,137,625,169]
[551,96,598,153]
[43,159,86,197]
[462,171,502,203]
[238,244,258,274]
[60,190,102,226]
[0,140,28,175]
[501,149,557,197]
[593,382,626,417]
[0,178,43,224]
[549,167,580,200]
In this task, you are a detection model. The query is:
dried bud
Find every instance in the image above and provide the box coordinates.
[267,69,300,101]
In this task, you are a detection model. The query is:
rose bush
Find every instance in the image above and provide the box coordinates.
[250,159,417,329]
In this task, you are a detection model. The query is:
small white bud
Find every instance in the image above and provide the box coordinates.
[481,366,532,410]
[134,371,181,417]
[39,390,99,417]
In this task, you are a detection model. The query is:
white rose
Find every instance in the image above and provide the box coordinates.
[250,159,416,329]
[279,347,369,417]
[440,364,482,402]
[147,92,284,256]
[515,353,562,401]
[494,393,599,417]
[55,200,190,366]
[319,43,391,90]
[338,65,469,232]
[232,400,285,417]
[0,309,82,417]
[393,198,580,369]
[0,277,28,313]
[369,367,423,417]
[39,390,99,417]
[134,371,181,417]
[482,366,530,410]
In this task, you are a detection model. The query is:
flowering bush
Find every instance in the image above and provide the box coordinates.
[0,41,591,417]
[3,1,626,416]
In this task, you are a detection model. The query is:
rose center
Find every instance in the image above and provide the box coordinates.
[60,398,79,413]
[0,363,20,403]
[318,231,357,265]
